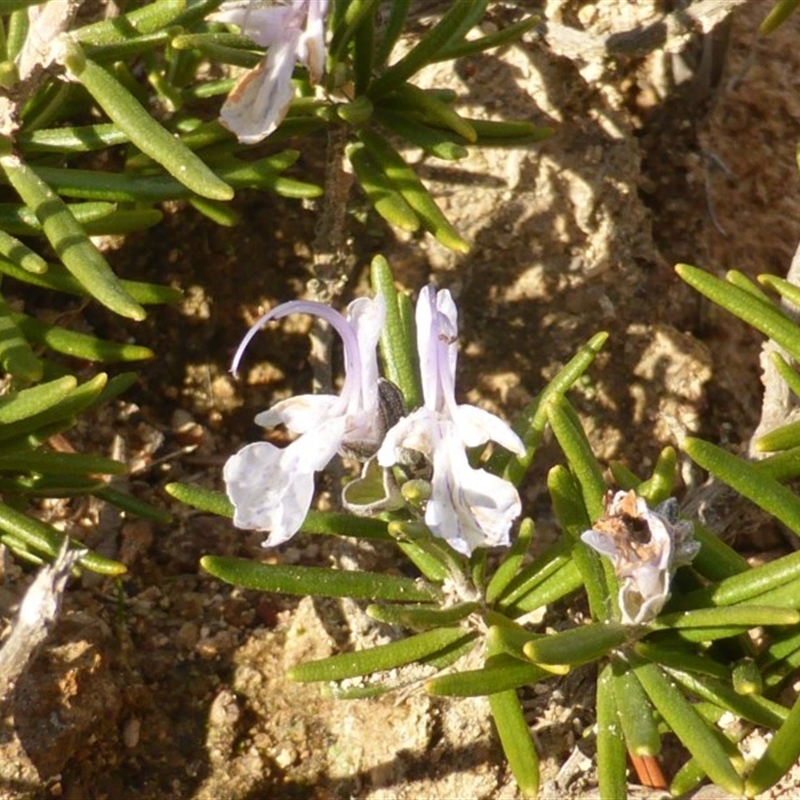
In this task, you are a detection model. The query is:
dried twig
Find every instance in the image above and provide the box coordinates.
[0,543,85,702]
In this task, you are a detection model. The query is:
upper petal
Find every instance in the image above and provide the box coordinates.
[341,294,384,418]
[453,404,525,455]
[415,286,459,413]
[210,2,305,47]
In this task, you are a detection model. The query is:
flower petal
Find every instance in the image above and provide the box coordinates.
[377,408,436,466]
[224,419,342,543]
[219,38,297,144]
[341,294,384,420]
[453,403,525,455]
[209,2,304,48]
[297,0,328,82]
[426,428,520,555]
[255,393,342,434]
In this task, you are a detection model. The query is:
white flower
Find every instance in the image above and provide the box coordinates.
[210,0,328,143]
[377,286,525,556]
[581,490,700,624]
[224,295,385,546]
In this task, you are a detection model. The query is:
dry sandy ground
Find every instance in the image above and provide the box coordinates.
[3,2,800,798]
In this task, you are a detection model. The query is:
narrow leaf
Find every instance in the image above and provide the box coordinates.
[370,254,422,408]
[523,621,633,667]
[490,332,607,484]
[676,264,800,363]
[596,663,628,800]
[0,153,145,320]
[426,654,549,697]
[684,436,800,537]
[201,556,441,602]
[288,627,472,682]
[631,657,743,795]
[63,50,233,201]
[489,687,540,797]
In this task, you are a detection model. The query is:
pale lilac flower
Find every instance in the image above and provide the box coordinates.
[581,490,700,625]
[377,286,525,556]
[210,0,328,143]
[224,295,385,546]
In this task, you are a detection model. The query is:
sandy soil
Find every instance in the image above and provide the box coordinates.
[3,2,800,798]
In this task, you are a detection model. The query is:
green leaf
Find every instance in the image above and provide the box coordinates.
[746,689,800,796]
[684,436,800,538]
[73,1,189,45]
[287,627,474,682]
[654,606,800,631]
[383,83,477,142]
[611,656,660,756]
[700,547,800,606]
[17,123,129,152]
[547,464,611,619]
[665,667,787,730]
[632,641,731,681]
[370,254,422,409]
[485,517,534,604]
[436,14,540,60]
[0,292,42,381]
[358,127,469,252]
[62,50,233,202]
[366,600,479,629]
[596,663,628,800]
[367,0,481,97]
[12,312,153,362]
[676,264,800,363]
[0,153,145,320]
[166,482,392,539]
[373,0,410,65]
[328,0,381,63]
[0,499,125,575]
[0,451,126,476]
[760,0,800,34]
[373,110,469,160]
[93,485,171,524]
[0,375,75,422]
[758,272,800,309]
[426,653,549,696]
[731,658,763,696]
[502,557,582,617]
[461,118,555,146]
[523,621,634,667]
[631,658,744,795]
[165,482,232,516]
[0,227,47,273]
[690,522,750,582]
[489,686,540,797]
[494,536,570,609]
[636,446,677,506]
[201,556,441,602]
[0,255,180,304]
[546,397,606,521]
[489,331,607,484]
[764,352,800,406]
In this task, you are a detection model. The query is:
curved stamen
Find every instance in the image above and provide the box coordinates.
[231,300,361,388]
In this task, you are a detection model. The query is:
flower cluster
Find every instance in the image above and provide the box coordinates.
[209,0,329,144]
[224,286,525,554]
[581,490,700,624]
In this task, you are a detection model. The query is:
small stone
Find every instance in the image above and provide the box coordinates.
[123,718,141,748]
